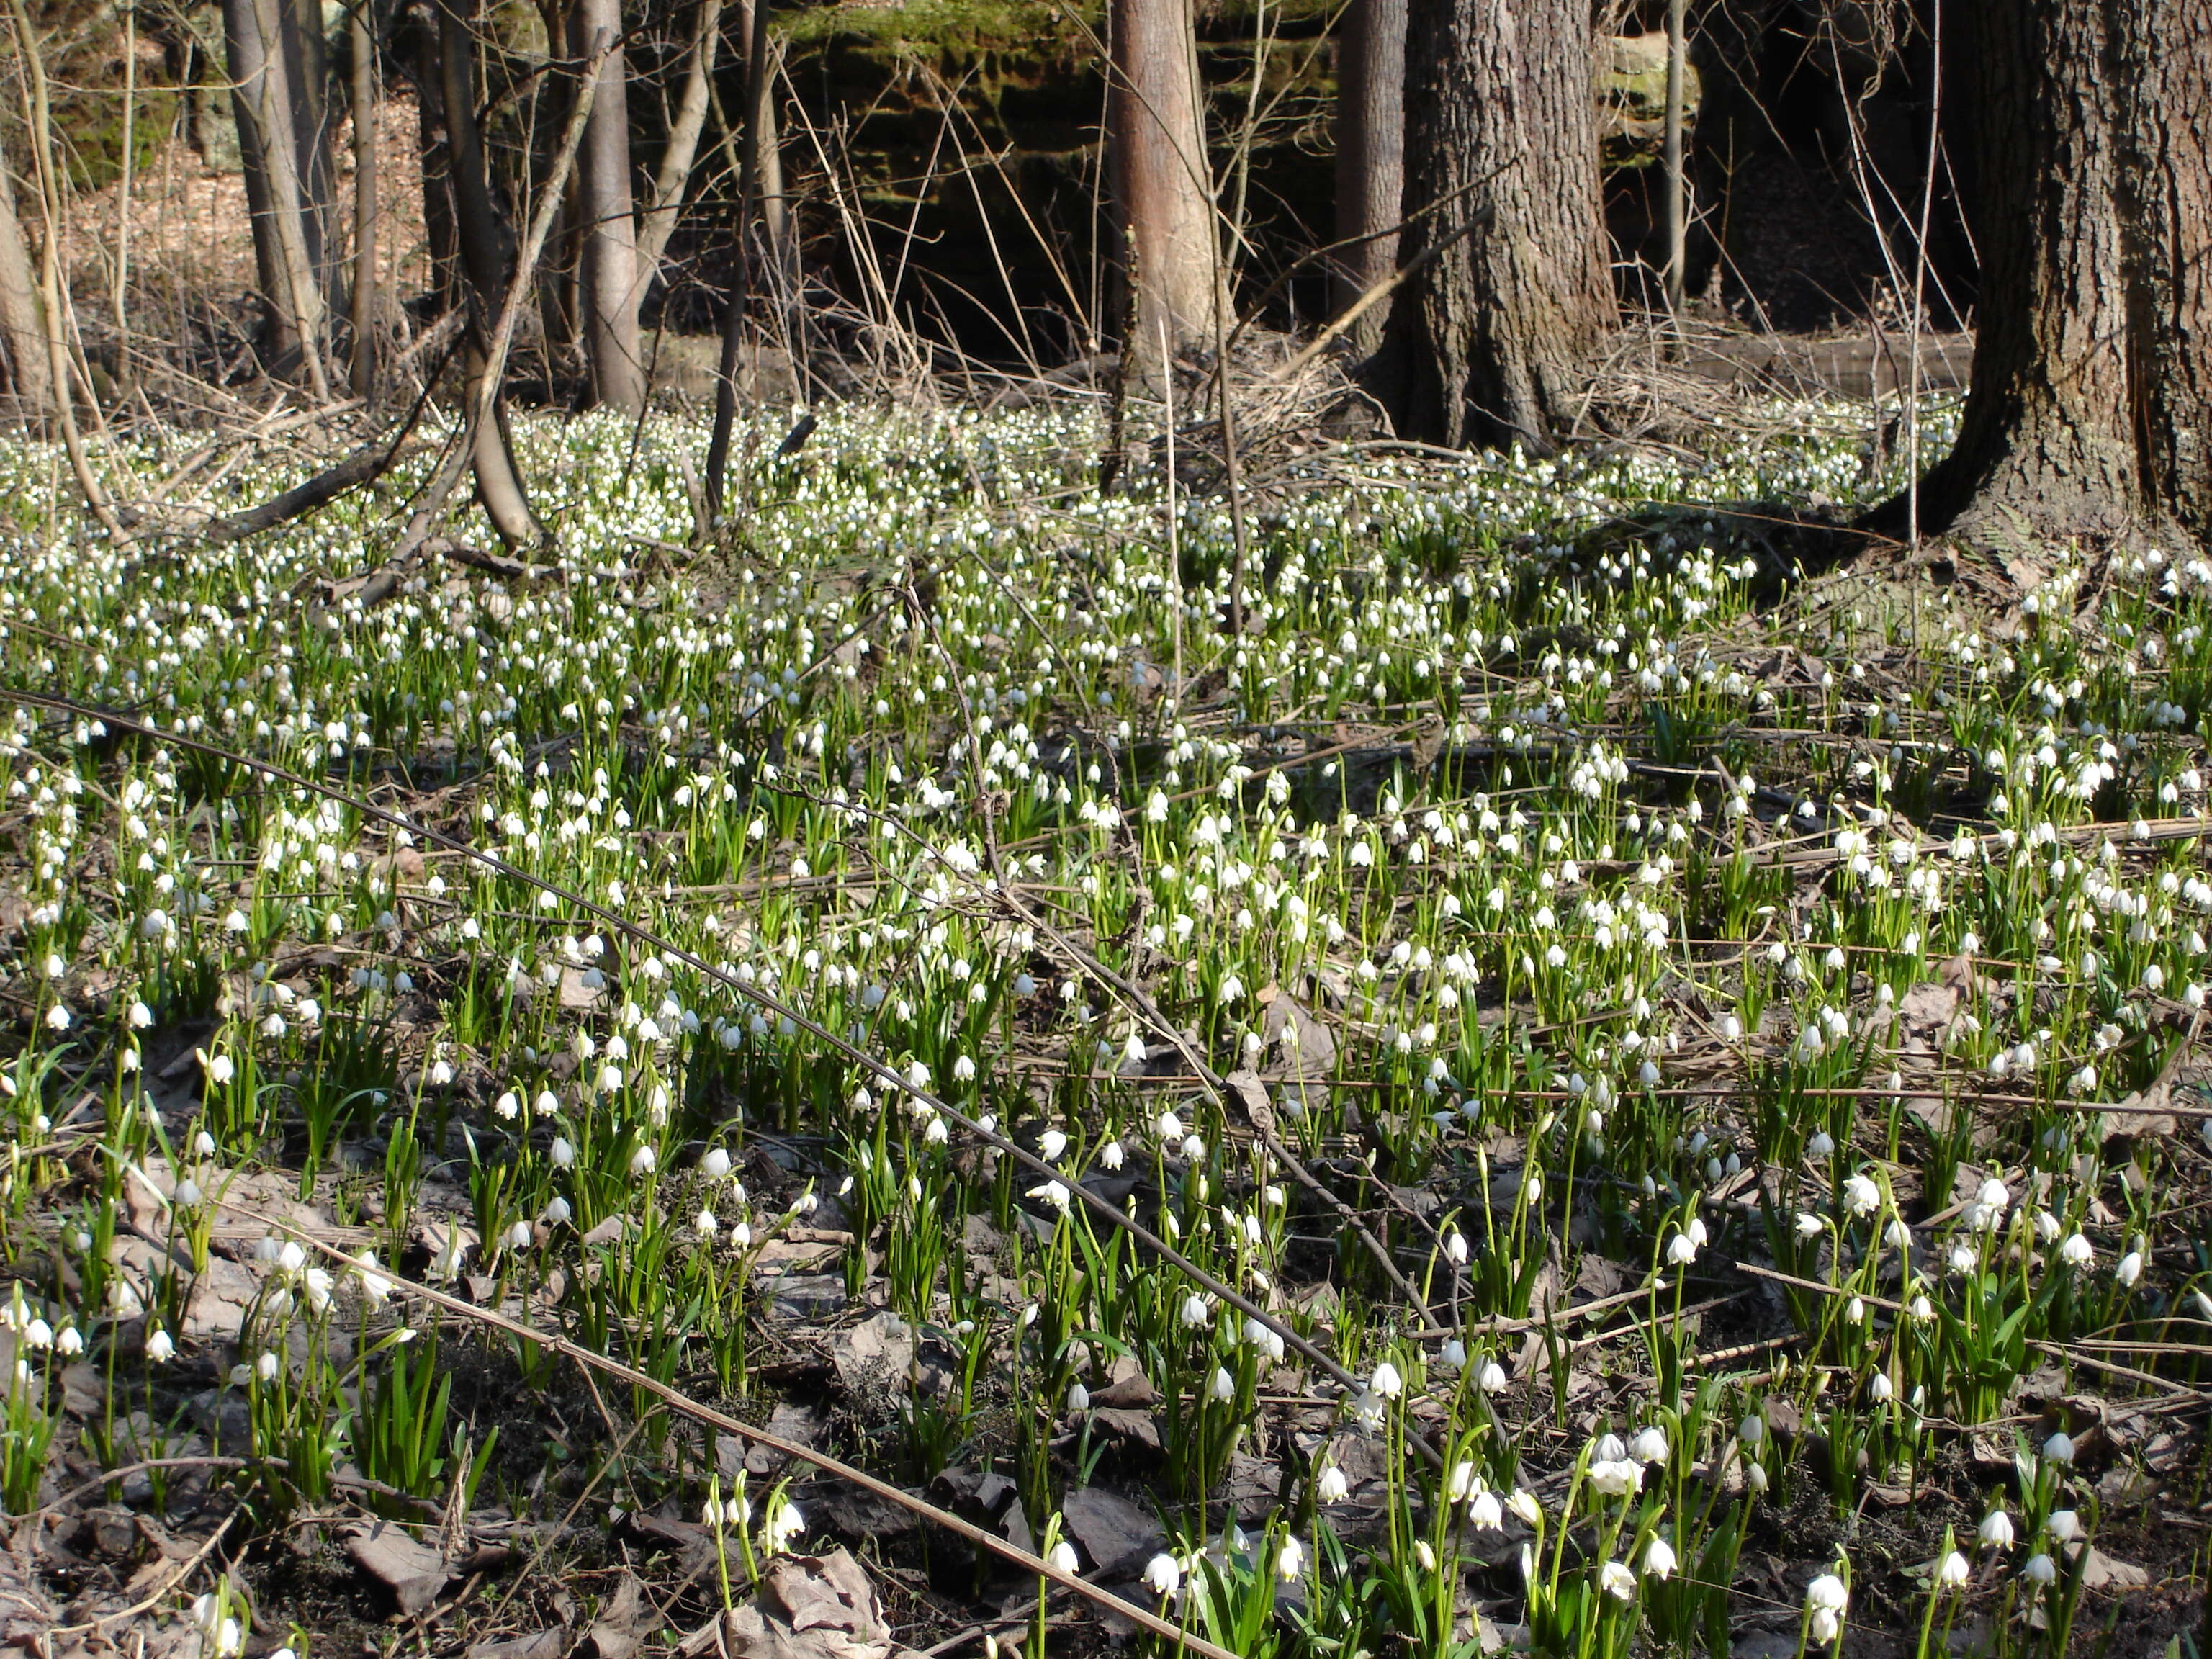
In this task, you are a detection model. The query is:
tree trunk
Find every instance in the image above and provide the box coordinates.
[0,156,52,428]
[634,0,724,278]
[572,0,646,413]
[1380,0,1613,452]
[1901,0,2212,545]
[435,0,541,544]
[349,0,380,397]
[1331,0,1404,351]
[704,0,773,516]
[1108,0,1217,349]
[221,0,332,393]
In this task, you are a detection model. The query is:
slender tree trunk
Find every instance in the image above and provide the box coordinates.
[1332,0,1404,351]
[435,0,541,544]
[705,0,770,516]
[349,0,379,397]
[572,0,645,413]
[402,0,459,309]
[1662,0,1686,319]
[1108,0,1216,349]
[222,0,331,392]
[634,0,723,278]
[1380,0,1614,452]
[1898,0,2212,545]
[0,156,52,427]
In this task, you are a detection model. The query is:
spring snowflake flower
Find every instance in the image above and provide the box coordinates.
[1804,1573,1848,1642]
[1599,1560,1636,1600]
[1143,1553,1182,1596]
[1629,1426,1669,1465]
[1315,1465,1349,1503]
[1367,1360,1403,1398]
[1276,1537,1305,1580]
[1979,1509,2015,1550]
[1936,1550,1969,1587]
[1046,1539,1079,1574]
[2059,1233,2093,1267]
[2049,1510,2080,1543]
[1467,1489,1503,1529]
[2042,1431,2075,1464]
[1642,1537,1677,1580]
[145,1328,174,1363]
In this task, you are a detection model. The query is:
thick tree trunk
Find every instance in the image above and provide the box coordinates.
[1332,0,1405,351]
[1381,0,1613,452]
[1902,0,2212,545]
[435,0,541,544]
[1108,0,1217,349]
[0,158,52,427]
[572,0,646,413]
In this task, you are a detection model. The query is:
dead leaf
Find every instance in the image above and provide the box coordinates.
[1224,1069,1274,1133]
[831,1312,915,1393]
[1262,994,1337,1076]
[586,1572,648,1659]
[1088,1408,1161,1450]
[1060,1486,1164,1577]
[737,1403,827,1478]
[468,1634,566,1659]
[706,1549,891,1659]
[1090,1355,1157,1408]
[559,966,610,1012]
[2075,1546,2148,1591]
[344,1521,451,1615]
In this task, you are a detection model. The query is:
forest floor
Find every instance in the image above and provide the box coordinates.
[0,392,2207,1659]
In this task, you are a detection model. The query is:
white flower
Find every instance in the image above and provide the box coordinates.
[145,1328,174,1363]
[1805,1570,1848,1641]
[2048,1510,2080,1543]
[1276,1537,1305,1580]
[2059,1233,2093,1267]
[2116,1251,2143,1286]
[2043,1431,2074,1464]
[1588,1459,1642,1496]
[1368,1360,1403,1398]
[1843,1175,1881,1216]
[1599,1559,1636,1600]
[1066,1382,1090,1413]
[1208,1366,1234,1401]
[629,1143,657,1177]
[1867,1372,1893,1402]
[1936,1550,1969,1587]
[1478,1359,1508,1393]
[1315,1465,1350,1504]
[1796,1211,1825,1238]
[701,1148,732,1179]
[761,1498,805,1554]
[550,1137,576,1168]
[2023,1553,2056,1584]
[1643,1537,1677,1579]
[1143,1553,1182,1597]
[1046,1539,1079,1574]
[1737,1413,1765,1447]
[1039,1128,1068,1161]
[1979,1509,2015,1550]
[1629,1426,1669,1465]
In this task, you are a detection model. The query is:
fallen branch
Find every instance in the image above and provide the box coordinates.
[213,1192,1240,1659]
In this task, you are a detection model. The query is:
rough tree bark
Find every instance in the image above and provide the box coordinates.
[572,0,646,413]
[1332,0,1405,352]
[349,0,379,397]
[0,157,51,427]
[433,0,541,544]
[1380,0,1613,452]
[703,0,778,516]
[1900,0,2212,546]
[634,0,724,277]
[221,0,337,392]
[1109,0,1217,349]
